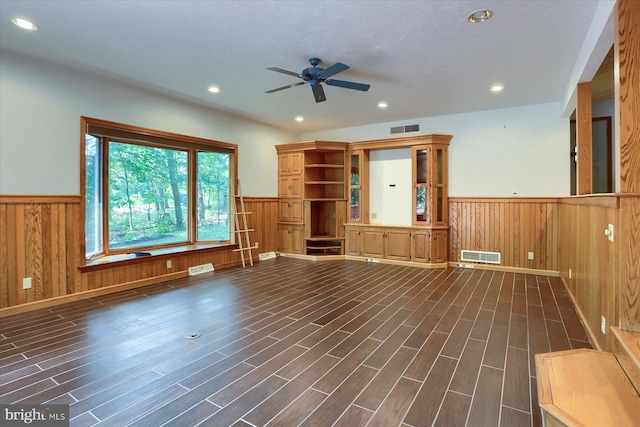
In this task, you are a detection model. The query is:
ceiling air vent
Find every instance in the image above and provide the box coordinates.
[390,124,420,134]
[460,250,501,264]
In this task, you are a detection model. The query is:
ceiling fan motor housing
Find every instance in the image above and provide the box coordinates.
[303,67,324,81]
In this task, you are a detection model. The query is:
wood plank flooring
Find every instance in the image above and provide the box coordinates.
[0,258,592,426]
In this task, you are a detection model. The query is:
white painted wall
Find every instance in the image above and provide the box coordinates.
[302,102,571,197]
[0,49,298,196]
[1,49,572,198]
[369,149,412,225]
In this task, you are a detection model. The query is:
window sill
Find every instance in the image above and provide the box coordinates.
[79,243,237,273]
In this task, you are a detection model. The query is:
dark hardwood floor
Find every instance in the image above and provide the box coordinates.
[0,258,592,426]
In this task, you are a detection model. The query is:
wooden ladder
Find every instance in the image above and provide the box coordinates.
[232,180,256,267]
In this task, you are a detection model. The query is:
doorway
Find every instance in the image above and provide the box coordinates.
[569,116,613,195]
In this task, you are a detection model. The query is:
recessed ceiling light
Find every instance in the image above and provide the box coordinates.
[207,86,220,93]
[468,10,493,23]
[377,102,389,109]
[295,115,304,122]
[490,84,504,93]
[11,18,39,31]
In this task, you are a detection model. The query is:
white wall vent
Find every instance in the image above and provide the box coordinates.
[390,124,420,134]
[460,250,501,264]
[188,263,214,276]
[258,251,277,261]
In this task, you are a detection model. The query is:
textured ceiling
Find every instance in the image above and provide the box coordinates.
[0,1,606,133]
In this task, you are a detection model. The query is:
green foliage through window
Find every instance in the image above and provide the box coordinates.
[108,141,190,249]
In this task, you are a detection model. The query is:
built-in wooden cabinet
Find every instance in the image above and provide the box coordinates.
[277,136,450,264]
[276,141,348,256]
[346,224,448,264]
[345,134,452,265]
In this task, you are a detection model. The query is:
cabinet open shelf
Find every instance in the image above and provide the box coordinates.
[306,236,344,241]
[304,238,344,256]
[305,181,344,184]
[305,164,344,168]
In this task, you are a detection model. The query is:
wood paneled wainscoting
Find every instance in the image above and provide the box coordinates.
[0,196,278,313]
[558,195,640,351]
[449,198,559,273]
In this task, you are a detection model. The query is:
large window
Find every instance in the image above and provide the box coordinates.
[82,117,236,260]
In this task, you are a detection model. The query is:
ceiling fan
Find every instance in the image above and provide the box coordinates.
[265,57,370,103]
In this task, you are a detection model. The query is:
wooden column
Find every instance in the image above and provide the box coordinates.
[615,0,640,194]
[576,82,593,195]
[615,0,640,331]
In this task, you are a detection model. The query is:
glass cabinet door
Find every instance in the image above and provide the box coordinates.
[349,153,360,221]
[435,147,446,224]
[414,147,429,224]
[416,149,427,184]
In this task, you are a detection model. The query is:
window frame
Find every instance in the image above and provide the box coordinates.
[80,117,238,265]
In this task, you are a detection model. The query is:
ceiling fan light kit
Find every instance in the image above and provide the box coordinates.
[266,57,370,103]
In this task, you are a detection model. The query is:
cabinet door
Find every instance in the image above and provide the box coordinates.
[345,227,362,256]
[411,230,431,263]
[278,199,303,222]
[278,224,302,254]
[412,146,430,226]
[433,147,448,226]
[362,228,384,258]
[278,152,303,175]
[432,230,448,263]
[278,176,302,198]
[385,229,411,261]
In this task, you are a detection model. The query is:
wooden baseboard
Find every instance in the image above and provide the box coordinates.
[0,258,249,317]
[277,253,561,273]
[346,255,448,269]
[0,271,188,317]
[447,262,560,277]
[559,274,601,351]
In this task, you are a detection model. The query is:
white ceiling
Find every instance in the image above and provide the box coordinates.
[0,0,606,133]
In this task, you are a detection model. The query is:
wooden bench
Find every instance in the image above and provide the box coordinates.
[536,348,640,427]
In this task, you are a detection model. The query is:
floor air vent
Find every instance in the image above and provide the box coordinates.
[460,250,501,264]
[390,124,420,134]
[188,263,214,276]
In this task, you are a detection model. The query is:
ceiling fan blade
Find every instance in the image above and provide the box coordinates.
[267,67,302,78]
[311,83,326,102]
[265,82,306,94]
[325,79,370,92]
[317,62,349,79]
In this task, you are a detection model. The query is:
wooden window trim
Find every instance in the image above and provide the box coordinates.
[79,116,238,267]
